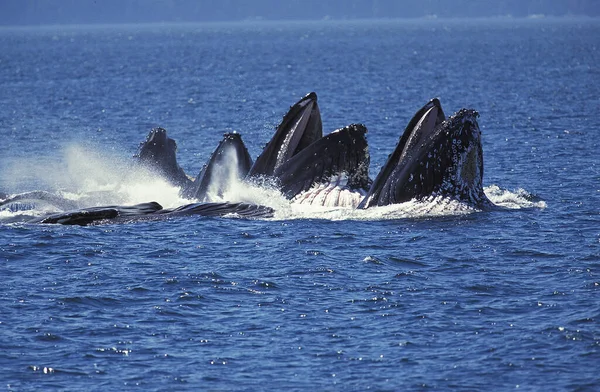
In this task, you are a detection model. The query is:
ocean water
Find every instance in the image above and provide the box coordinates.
[0,18,599,391]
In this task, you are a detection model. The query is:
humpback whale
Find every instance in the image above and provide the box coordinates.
[359,99,491,209]
[135,127,192,190]
[186,132,253,202]
[33,201,274,225]
[32,201,164,225]
[248,92,323,178]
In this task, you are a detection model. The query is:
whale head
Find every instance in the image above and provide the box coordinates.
[188,132,253,201]
[135,127,190,189]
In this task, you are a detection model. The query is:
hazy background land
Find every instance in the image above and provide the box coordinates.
[2,0,599,26]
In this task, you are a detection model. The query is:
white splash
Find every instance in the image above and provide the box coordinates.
[63,144,189,208]
[202,147,246,202]
[1,143,190,212]
[484,185,547,209]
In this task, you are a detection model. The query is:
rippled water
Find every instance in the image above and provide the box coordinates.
[0,18,599,391]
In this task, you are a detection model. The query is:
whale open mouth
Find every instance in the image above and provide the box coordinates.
[273,123,371,203]
[275,98,318,167]
[359,98,446,208]
[359,100,491,209]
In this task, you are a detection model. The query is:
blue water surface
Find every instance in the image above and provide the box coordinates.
[0,18,599,391]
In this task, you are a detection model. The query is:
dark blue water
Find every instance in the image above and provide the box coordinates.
[1,18,599,391]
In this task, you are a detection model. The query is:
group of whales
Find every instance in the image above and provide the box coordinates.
[0,92,491,225]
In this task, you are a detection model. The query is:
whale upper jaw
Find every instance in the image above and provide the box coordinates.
[248,92,323,178]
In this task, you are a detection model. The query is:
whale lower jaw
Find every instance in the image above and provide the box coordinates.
[290,174,367,208]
